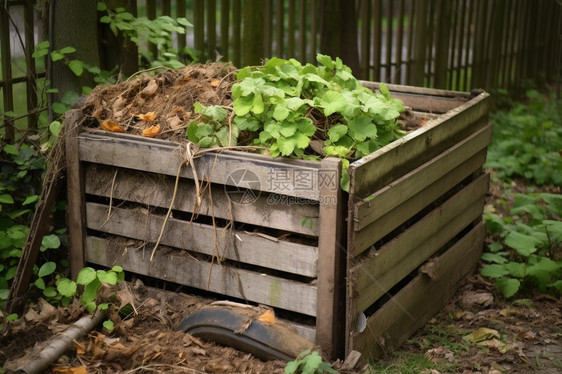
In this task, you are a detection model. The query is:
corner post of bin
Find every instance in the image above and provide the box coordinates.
[316,157,345,359]
[64,109,87,280]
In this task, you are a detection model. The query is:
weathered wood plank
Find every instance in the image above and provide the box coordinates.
[349,91,489,198]
[65,110,87,280]
[353,124,492,232]
[85,165,320,236]
[362,81,469,113]
[348,222,485,357]
[85,236,318,316]
[78,130,325,199]
[350,173,489,313]
[352,149,487,250]
[315,158,345,358]
[86,202,319,277]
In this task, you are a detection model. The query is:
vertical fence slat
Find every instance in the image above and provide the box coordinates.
[24,0,38,131]
[232,0,241,66]
[207,0,217,61]
[264,0,273,58]
[162,0,171,15]
[446,0,458,90]
[455,0,466,90]
[146,0,158,58]
[220,0,230,61]
[499,0,512,88]
[299,0,306,62]
[310,0,317,62]
[409,0,427,86]
[487,0,505,88]
[372,0,382,81]
[275,0,284,57]
[1,3,15,142]
[288,0,295,57]
[405,0,415,85]
[360,0,370,79]
[434,0,452,89]
[194,0,205,60]
[177,0,187,52]
[426,0,436,86]
[506,1,520,88]
[385,0,393,82]
[395,0,405,85]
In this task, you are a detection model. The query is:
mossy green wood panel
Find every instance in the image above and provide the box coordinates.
[348,222,486,357]
[85,164,320,237]
[86,202,319,278]
[349,173,489,315]
[85,236,318,316]
[348,91,489,198]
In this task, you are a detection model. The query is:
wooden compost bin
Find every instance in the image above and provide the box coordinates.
[65,82,491,360]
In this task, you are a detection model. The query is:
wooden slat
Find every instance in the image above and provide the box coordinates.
[298,0,306,62]
[85,236,318,316]
[361,81,470,113]
[394,0,405,84]
[23,0,37,131]
[384,0,392,82]
[348,90,489,198]
[77,131,324,199]
[350,173,488,314]
[86,202,319,277]
[84,165,320,236]
[372,0,382,81]
[409,0,428,87]
[275,0,283,57]
[434,0,452,89]
[232,0,241,66]
[315,158,345,358]
[288,0,295,56]
[220,0,230,60]
[352,149,487,251]
[65,110,88,280]
[177,0,187,51]
[353,124,492,232]
[359,0,370,79]
[348,222,486,356]
[0,3,14,142]
[309,0,317,62]
[207,0,217,61]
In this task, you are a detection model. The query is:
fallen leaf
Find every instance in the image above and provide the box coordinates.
[464,327,501,343]
[136,111,157,121]
[460,291,494,309]
[166,115,183,130]
[142,124,161,138]
[75,341,86,355]
[258,309,276,325]
[477,338,508,353]
[52,366,88,374]
[140,79,159,97]
[101,120,125,133]
[210,79,221,87]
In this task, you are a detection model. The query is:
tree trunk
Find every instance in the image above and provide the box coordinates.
[242,0,265,66]
[50,0,100,104]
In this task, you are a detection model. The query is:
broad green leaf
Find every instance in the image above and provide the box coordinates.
[348,117,377,141]
[194,123,214,138]
[43,286,57,298]
[68,60,84,76]
[77,267,97,285]
[494,277,520,298]
[38,261,56,278]
[317,90,347,116]
[503,262,526,278]
[279,125,297,138]
[97,270,118,285]
[277,137,296,156]
[480,264,509,278]
[22,195,39,206]
[52,102,67,114]
[50,51,64,61]
[42,234,61,249]
[481,252,508,264]
[234,116,261,131]
[252,93,265,114]
[233,95,254,116]
[316,54,334,70]
[328,124,348,142]
[49,120,62,137]
[103,319,115,332]
[504,231,540,257]
[82,278,101,304]
[35,278,46,290]
[273,105,290,122]
[57,278,77,297]
[0,194,14,204]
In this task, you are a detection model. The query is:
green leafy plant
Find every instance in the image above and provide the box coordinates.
[187,103,235,147]
[97,1,194,68]
[188,54,405,190]
[284,350,338,374]
[56,266,125,313]
[481,193,562,298]
[484,89,562,185]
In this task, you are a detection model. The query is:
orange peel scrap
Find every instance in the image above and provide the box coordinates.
[210,79,220,87]
[101,120,125,133]
[142,124,161,138]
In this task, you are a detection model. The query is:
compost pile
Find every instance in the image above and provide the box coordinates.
[80,56,412,175]
[81,62,238,143]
